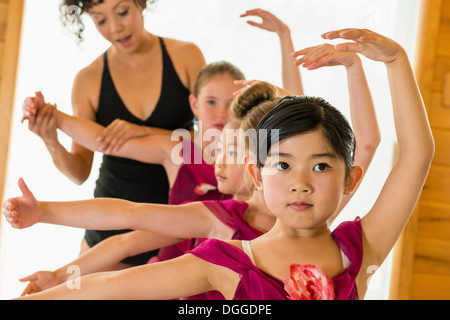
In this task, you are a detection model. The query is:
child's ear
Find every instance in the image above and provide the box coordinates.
[344,165,364,195]
[189,94,198,117]
[246,155,263,191]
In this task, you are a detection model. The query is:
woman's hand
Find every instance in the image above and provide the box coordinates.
[2,178,40,229]
[26,103,59,150]
[321,28,406,64]
[21,91,45,123]
[96,119,152,153]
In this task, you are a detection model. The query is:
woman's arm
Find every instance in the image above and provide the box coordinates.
[241,9,303,95]
[95,118,174,154]
[51,106,175,166]
[23,86,95,185]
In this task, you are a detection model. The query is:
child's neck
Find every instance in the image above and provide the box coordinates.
[268,218,331,240]
[243,191,276,234]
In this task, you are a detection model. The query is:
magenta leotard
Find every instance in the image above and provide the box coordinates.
[185,217,363,300]
[153,139,232,262]
[168,139,231,205]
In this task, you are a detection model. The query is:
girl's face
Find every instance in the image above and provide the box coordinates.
[215,122,253,197]
[190,73,240,135]
[256,129,353,232]
[88,0,146,51]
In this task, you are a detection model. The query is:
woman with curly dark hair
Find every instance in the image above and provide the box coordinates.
[22,0,206,269]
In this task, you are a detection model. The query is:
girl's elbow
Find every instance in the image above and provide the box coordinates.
[70,174,89,185]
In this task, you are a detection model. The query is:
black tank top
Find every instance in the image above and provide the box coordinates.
[94,37,193,203]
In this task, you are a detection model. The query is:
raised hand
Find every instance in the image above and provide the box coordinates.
[293,43,360,70]
[321,28,405,64]
[21,91,46,123]
[2,178,40,229]
[240,8,289,35]
[26,103,59,149]
[19,271,60,296]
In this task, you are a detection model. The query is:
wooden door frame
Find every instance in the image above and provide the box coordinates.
[389,0,441,300]
[0,0,25,234]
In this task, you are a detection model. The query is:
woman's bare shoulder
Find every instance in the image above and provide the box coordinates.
[71,53,104,113]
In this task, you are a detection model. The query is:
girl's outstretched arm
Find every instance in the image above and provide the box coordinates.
[14,253,216,300]
[51,106,176,166]
[20,230,180,295]
[94,118,174,154]
[324,29,434,268]
[2,179,232,239]
[241,8,303,95]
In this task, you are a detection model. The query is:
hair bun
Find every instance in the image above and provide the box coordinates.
[231,81,277,119]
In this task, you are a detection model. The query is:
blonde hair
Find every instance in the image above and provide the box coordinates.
[193,61,245,97]
[230,81,281,151]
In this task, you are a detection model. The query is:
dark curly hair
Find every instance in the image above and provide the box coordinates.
[60,0,157,43]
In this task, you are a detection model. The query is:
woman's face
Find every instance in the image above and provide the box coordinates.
[88,0,146,51]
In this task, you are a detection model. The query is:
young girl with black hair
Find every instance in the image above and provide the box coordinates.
[5,28,426,300]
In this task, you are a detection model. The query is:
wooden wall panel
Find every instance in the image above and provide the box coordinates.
[436,20,450,57]
[0,3,8,41]
[0,0,25,237]
[410,273,450,300]
[431,130,450,165]
[390,0,450,300]
[421,166,450,203]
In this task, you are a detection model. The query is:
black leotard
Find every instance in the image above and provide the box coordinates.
[84,37,193,265]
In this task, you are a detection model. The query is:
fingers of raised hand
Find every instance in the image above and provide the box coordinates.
[293,44,334,69]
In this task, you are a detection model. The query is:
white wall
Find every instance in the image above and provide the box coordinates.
[0,0,420,299]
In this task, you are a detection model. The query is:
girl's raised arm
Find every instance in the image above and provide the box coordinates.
[324,29,434,267]
[241,8,303,95]
[293,44,380,223]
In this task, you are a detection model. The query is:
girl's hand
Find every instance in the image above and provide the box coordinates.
[19,271,60,296]
[240,8,289,36]
[321,28,405,64]
[96,119,149,153]
[232,80,256,96]
[293,43,360,70]
[21,91,46,123]
[27,103,59,149]
[2,178,40,229]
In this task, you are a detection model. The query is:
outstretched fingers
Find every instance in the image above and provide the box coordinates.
[2,201,21,228]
